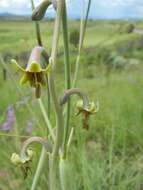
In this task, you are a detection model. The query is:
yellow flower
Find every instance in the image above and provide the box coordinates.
[11,149,34,166]
[76,100,99,115]
[11,46,51,98]
[11,149,34,179]
[76,100,99,130]
[11,153,24,165]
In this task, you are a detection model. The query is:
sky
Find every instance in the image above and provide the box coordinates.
[0,0,143,19]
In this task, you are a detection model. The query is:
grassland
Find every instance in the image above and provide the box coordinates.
[0,19,143,190]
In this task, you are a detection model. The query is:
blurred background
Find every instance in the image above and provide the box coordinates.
[0,0,143,189]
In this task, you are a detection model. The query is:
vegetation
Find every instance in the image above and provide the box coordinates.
[0,12,143,190]
[69,29,79,47]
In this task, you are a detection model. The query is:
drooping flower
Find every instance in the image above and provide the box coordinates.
[11,149,34,179]
[11,149,34,165]
[76,100,99,130]
[76,100,99,115]
[11,46,51,98]
[10,136,52,179]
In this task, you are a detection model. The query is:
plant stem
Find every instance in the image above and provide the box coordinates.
[30,98,52,190]
[31,0,50,114]
[31,0,43,46]
[30,1,51,190]
[31,0,50,115]
[72,0,91,87]
[48,0,64,189]
[38,99,55,141]
[13,118,21,152]
[31,148,47,190]
[21,136,52,159]
[62,0,71,157]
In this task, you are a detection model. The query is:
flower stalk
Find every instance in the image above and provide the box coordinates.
[47,0,65,189]
[21,136,52,159]
[30,1,51,190]
[60,88,89,109]
[31,0,43,46]
[61,0,71,158]
[32,0,51,21]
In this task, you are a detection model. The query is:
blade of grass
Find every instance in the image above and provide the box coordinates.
[72,0,92,87]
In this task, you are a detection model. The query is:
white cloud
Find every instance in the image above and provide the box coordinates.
[0,0,42,14]
[0,0,9,8]
[101,0,143,7]
[0,0,143,18]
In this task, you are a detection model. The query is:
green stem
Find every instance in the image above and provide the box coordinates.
[48,0,64,189]
[62,0,71,157]
[72,0,91,87]
[13,115,21,152]
[31,0,43,46]
[21,136,52,160]
[38,99,55,141]
[60,88,89,108]
[35,22,43,46]
[31,0,50,115]
[31,148,47,190]
[30,1,51,190]
[30,99,52,190]
[31,0,50,114]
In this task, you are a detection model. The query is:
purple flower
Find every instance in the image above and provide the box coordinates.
[1,122,11,132]
[7,106,15,123]
[0,105,16,132]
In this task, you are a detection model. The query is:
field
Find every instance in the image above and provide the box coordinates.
[0,19,143,190]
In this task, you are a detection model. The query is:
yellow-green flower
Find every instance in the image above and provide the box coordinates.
[11,153,24,165]
[76,100,99,115]
[76,100,99,130]
[11,149,34,166]
[11,149,34,179]
[11,46,51,98]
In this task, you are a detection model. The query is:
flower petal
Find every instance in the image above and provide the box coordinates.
[11,59,25,72]
[20,74,28,85]
[42,64,51,73]
[26,62,42,73]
